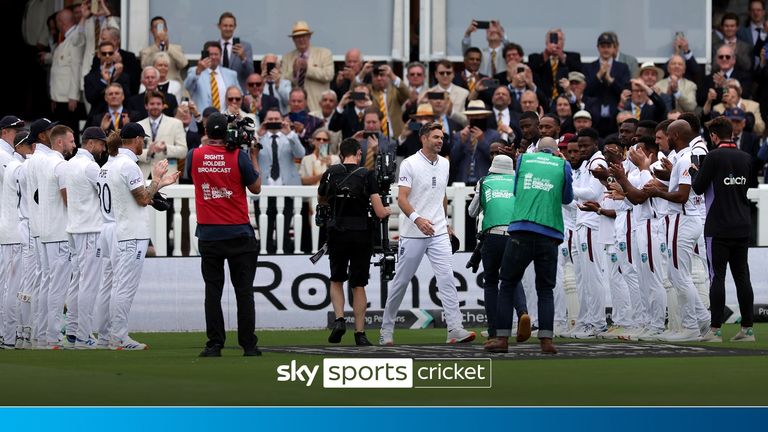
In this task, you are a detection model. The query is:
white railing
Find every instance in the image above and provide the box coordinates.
[149,183,476,256]
[748,184,768,247]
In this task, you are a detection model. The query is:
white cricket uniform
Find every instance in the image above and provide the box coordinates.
[613,193,639,329]
[600,196,632,327]
[0,141,19,345]
[381,151,465,335]
[572,151,608,330]
[107,148,150,343]
[688,137,710,308]
[25,144,54,344]
[64,151,102,343]
[555,201,578,329]
[39,149,71,345]
[95,155,117,344]
[651,153,680,331]
[16,155,35,346]
[665,147,711,331]
[628,166,666,332]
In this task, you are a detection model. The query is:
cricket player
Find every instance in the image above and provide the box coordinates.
[107,123,178,350]
[64,127,107,349]
[39,125,77,349]
[380,122,475,346]
[554,138,580,336]
[15,132,37,349]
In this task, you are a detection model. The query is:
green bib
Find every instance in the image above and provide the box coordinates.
[510,152,565,234]
[479,174,517,231]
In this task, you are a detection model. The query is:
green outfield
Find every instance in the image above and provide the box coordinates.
[1,324,766,406]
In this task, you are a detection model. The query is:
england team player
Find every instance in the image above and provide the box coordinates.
[64,127,107,349]
[106,123,177,350]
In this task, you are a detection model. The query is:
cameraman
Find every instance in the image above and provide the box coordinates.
[318,138,390,346]
[185,113,263,357]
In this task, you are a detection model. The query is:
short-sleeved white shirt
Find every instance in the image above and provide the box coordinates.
[397,151,449,238]
[667,146,701,216]
[108,148,150,241]
[98,156,116,224]
[65,151,102,234]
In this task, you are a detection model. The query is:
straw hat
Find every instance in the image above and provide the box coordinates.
[636,61,665,80]
[288,21,313,37]
[462,100,492,116]
[411,103,434,119]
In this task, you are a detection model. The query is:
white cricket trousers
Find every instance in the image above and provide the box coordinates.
[555,229,577,327]
[635,218,666,332]
[32,237,47,342]
[605,244,632,327]
[43,240,71,344]
[667,214,710,331]
[17,220,35,338]
[575,226,607,328]
[616,216,640,328]
[1,243,22,344]
[381,235,463,333]
[95,223,116,342]
[110,239,148,342]
[67,233,102,341]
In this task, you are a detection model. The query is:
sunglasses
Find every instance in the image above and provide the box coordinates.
[247,82,263,87]
[408,72,423,76]
[718,55,732,60]
[100,51,114,56]
[314,137,329,142]
[437,71,453,76]
[227,97,242,102]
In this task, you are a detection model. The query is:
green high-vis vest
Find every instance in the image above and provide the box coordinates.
[510,152,565,234]
[479,174,516,231]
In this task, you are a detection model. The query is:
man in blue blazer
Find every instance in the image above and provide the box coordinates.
[184,41,241,111]
[584,32,630,136]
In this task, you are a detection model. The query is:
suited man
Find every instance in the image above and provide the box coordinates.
[620,79,667,123]
[50,8,86,139]
[184,41,240,112]
[216,11,254,90]
[331,48,364,99]
[452,101,497,185]
[84,40,133,124]
[126,66,178,119]
[584,33,630,136]
[78,0,119,89]
[90,27,142,95]
[431,59,470,124]
[398,103,449,158]
[461,20,509,77]
[527,29,583,100]
[367,63,410,138]
[563,71,602,122]
[139,16,188,83]
[711,81,765,135]
[257,108,306,254]
[260,54,293,114]
[713,13,754,73]
[656,55,699,112]
[479,64,547,117]
[329,83,371,139]
[737,0,767,66]
[287,87,324,153]
[607,32,640,79]
[310,90,342,153]
[89,83,135,132]
[242,73,280,123]
[282,21,334,114]
[698,44,753,107]
[355,108,397,170]
[493,43,525,85]
[490,86,521,145]
[136,90,187,179]
[453,47,487,93]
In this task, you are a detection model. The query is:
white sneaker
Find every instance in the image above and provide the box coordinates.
[599,326,630,340]
[95,338,111,350]
[655,329,680,342]
[113,338,148,351]
[446,328,476,344]
[729,327,756,342]
[698,320,711,336]
[378,333,394,346]
[480,330,490,338]
[617,327,646,341]
[638,329,665,341]
[61,335,76,350]
[553,323,569,338]
[561,324,584,339]
[661,328,700,342]
[572,324,603,339]
[75,337,98,350]
[698,328,722,342]
[0,343,15,350]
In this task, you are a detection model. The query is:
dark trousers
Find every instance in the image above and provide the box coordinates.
[264,197,294,254]
[709,237,754,328]
[198,236,259,350]
[481,233,527,337]
[496,231,559,339]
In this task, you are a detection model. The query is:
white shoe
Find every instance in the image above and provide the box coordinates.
[113,338,148,351]
[75,337,98,350]
[698,320,711,336]
[553,323,569,338]
[0,344,15,350]
[617,327,645,341]
[95,339,110,350]
[698,328,722,342]
[561,324,583,339]
[572,324,604,339]
[378,332,394,346]
[480,330,490,338]
[655,329,680,342]
[61,335,76,350]
[660,328,700,342]
[729,327,755,342]
[638,329,665,341]
[599,326,629,340]
[446,328,476,344]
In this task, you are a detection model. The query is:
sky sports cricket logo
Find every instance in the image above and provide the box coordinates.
[276,358,492,388]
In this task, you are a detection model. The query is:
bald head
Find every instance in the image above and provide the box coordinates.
[537,137,558,153]
[56,8,75,32]
[667,119,695,150]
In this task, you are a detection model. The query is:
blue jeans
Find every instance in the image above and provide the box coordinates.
[496,231,559,339]
[481,233,527,337]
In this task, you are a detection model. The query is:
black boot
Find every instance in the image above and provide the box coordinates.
[328,318,347,343]
[354,332,373,346]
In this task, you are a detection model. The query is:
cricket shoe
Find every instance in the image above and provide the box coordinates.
[698,320,711,336]
[14,332,24,350]
[112,338,148,351]
[598,326,628,340]
[61,335,76,350]
[75,337,99,350]
[654,329,680,342]
[379,332,394,346]
[618,327,648,341]
[729,327,755,342]
[638,329,665,341]
[446,328,476,344]
[571,324,604,339]
[659,328,700,342]
[480,330,490,338]
[698,328,722,342]
[95,338,111,350]
[0,343,15,350]
[553,323,569,338]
